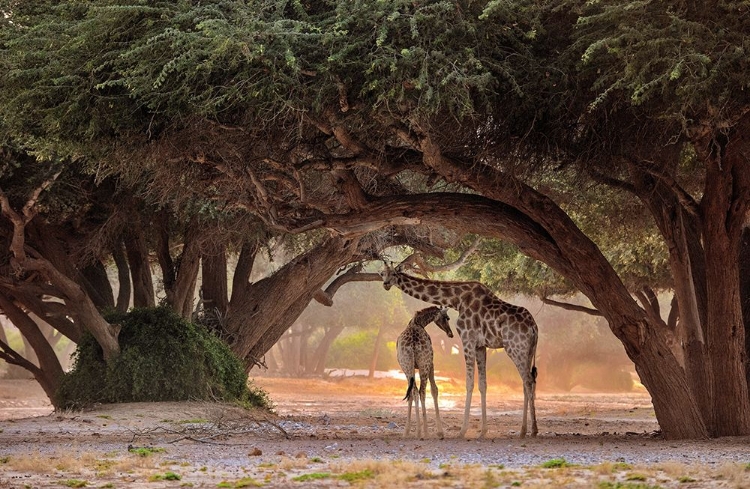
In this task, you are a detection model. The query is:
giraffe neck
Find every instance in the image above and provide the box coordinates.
[409,306,440,329]
[394,273,461,309]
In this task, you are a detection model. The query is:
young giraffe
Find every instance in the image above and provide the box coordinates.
[397,306,453,439]
[383,264,538,438]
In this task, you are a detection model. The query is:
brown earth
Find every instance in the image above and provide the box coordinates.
[1,377,749,488]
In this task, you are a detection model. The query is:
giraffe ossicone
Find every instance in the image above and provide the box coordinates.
[397,306,453,439]
[383,262,538,439]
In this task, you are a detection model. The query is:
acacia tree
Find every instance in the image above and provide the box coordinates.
[2,0,750,439]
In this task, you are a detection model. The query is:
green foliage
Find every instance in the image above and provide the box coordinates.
[326,330,396,371]
[575,0,750,115]
[338,469,375,482]
[60,480,87,488]
[57,307,270,410]
[541,458,572,468]
[128,446,166,457]
[292,473,331,482]
[148,472,181,482]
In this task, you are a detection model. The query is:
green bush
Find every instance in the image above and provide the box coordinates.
[57,307,270,410]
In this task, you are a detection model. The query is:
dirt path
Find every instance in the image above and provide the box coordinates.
[1,378,749,488]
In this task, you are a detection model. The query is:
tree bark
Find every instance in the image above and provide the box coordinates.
[740,229,750,393]
[80,260,115,311]
[124,226,155,308]
[0,292,65,407]
[201,243,229,316]
[226,236,359,368]
[112,240,131,313]
[698,129,750,436]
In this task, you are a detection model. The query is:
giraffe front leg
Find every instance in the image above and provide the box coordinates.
[460,349,476,438]
[476,346,488,438]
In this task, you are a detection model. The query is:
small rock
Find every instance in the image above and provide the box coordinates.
[249,448,262,456]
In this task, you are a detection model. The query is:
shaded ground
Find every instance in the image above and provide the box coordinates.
[1,377,749,488]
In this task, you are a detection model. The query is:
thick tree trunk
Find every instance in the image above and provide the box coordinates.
[124,228,155,308]
[0,292,65,407]
[700,137,750,436]
[156,218,201,318]
[202,243,229,316]
[80,260,115,310]
[739,229,750,392]
[226,237,359,369]
[112,240,131,313]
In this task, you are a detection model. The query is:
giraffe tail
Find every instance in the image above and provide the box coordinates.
[403,376,416,401]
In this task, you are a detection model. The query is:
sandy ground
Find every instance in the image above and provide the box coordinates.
[1,377,749,488]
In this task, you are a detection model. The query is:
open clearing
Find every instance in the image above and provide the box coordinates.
[1,377,749,488]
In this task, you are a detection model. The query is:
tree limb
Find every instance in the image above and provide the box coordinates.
[541,297,603,316]
[312,266,382,306]
[399,237,481,276]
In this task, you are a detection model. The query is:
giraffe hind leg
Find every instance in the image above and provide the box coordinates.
[429,371,444,439]
[404,375,415,437]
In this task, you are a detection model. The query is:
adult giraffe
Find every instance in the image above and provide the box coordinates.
[382,263,538,438]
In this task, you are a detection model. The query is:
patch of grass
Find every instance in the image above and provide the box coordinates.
[217,477,262,488]
[511,482,522,487]
[677,476,696,483]
[625,473,648,481]
[128,446,166,457]
[597,482,662,489]
[541,458,572,469]
[0,456,9,464]
[96,415,112,420]
[309,456,323,463]
[177,418,209,424]
[60,480,87,488]
[292,473,331,482]
[148,471,181,481]
[339,469,375,482]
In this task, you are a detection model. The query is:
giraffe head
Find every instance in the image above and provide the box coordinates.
[433,307,453,338]
[380,262,400,290]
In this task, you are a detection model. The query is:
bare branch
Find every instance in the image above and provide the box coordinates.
[0,172,61,272]
[0,338,40,374]
[631,158,701,217]
[399,237,482,276]
[541,297,603,316]
[313,266,382,306]
[587,168,637,194]
[21,170,62,221]
[635,287,669,330]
